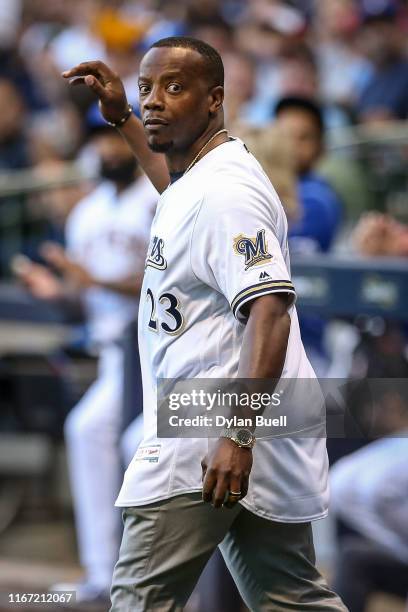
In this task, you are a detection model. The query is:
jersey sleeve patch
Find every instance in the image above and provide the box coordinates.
[233,229,273,271]
[231,280,296,322]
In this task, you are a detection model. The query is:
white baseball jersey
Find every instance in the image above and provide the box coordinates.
[330,435,408,563]
[66,176,157,344]
[116,138,329,522]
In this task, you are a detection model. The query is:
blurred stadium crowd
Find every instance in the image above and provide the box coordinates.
[0,1,408,611]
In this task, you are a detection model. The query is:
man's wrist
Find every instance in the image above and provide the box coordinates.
[104,103,133,128]
[221,427,256,449]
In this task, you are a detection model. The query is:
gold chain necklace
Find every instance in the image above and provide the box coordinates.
[183,128,228,176]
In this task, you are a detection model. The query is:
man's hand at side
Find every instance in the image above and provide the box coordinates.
[201,438,252,509]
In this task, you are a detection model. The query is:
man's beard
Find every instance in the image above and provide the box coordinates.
[148,139,173,153]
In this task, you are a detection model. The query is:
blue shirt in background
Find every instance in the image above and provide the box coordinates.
[357,61,408,121]
[289,172,343,368]
[289,172,343,253]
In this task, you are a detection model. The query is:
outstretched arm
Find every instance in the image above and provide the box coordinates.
[62,61,170,194]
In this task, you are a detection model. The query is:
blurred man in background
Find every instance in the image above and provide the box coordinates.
[357,0,408,123]
[15,126,157,602]
[275,96,343,254]
[314,0,372,116]
[330,381,408,611]
[274,96,343,374]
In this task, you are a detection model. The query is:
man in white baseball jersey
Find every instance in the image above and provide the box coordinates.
[17,129,157,600]
[64,37,347,611]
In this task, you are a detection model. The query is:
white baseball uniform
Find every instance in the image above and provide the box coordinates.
[66,178,155,345]
[116,138,329,523]
[330,435,408,563]
[63,175,157,589]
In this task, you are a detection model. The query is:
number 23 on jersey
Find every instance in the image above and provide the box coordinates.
[146,288,184,335]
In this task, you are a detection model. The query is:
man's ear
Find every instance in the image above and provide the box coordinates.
[208,85,224,117]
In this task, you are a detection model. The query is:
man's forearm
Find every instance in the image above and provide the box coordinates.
[119,115,170,194]
[94,274,144,296]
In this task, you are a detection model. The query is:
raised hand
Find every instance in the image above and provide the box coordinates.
[62,60,170,194]
[62,61,129,125]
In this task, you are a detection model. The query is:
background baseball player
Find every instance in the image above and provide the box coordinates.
[16,126,157,601]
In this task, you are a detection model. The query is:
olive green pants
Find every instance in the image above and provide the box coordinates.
[110,493,347,611]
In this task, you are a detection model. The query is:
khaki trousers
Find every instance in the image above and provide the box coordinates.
[110,493,347,612]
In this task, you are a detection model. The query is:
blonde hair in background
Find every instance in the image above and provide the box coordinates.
[232,123,300,224]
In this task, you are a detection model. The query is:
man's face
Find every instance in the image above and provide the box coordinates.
[95,131,136,165]
[359,20,398,65]
[138,47,216,153]
[275,109,322,175]
[224,53,255,105]
[94,132,137,183]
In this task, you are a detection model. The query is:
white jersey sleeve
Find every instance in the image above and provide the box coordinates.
[190,182,296,323]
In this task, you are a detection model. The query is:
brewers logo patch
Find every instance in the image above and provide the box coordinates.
[146,235,167,270]
[233,229,273,271]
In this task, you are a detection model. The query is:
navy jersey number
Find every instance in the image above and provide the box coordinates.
[146,288,158,331]
[146,289,184,335]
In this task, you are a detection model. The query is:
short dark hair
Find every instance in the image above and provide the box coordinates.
[275,96,324,135]
[149,36,224,88]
